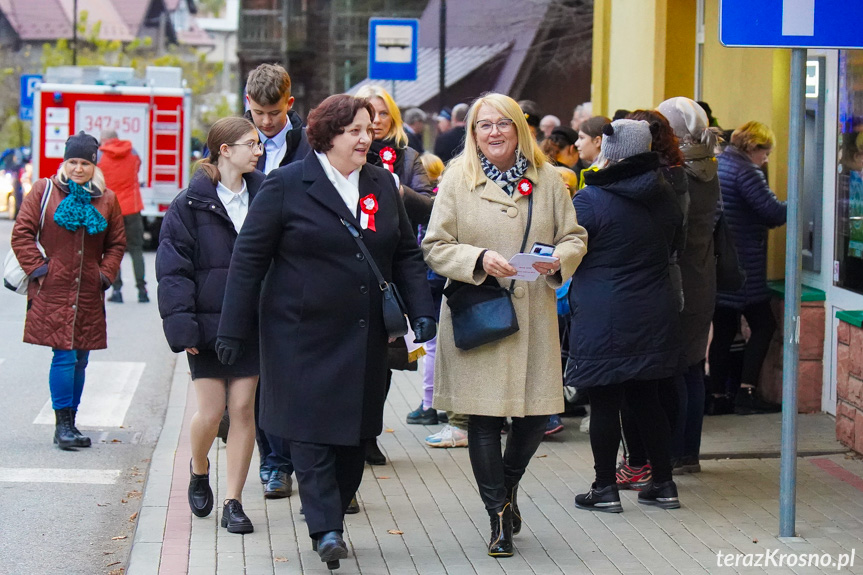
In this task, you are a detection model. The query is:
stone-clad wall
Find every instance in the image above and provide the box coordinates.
[836,318,863,455]
[758,299,825,413]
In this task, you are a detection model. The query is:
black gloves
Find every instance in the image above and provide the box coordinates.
[215,336,244,365]
[412,316,436,344]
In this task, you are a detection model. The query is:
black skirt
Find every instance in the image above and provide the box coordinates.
[187,339,260,380]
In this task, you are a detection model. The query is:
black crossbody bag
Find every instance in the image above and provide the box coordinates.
[443,193,533,351]
[341,218,410,339]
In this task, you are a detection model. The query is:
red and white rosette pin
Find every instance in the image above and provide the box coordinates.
[360,194,379,232]
[379,147,397,173]
[517,178,533,196]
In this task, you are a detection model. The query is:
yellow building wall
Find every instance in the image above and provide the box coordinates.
[592,0,791,279]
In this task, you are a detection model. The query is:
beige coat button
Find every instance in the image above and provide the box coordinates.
[513,286,526,298]
[506,207,518,218]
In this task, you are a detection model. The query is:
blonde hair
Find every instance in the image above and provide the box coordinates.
[354,85,408,147]
[554,165,578,198]
[56,161,106,192]
[454,92,547,190]
[420,152,445,184]
[730,121,776,153]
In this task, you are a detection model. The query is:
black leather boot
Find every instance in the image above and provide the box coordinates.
[506,484,522,535]
[487,502,514,557]
[69,410,91,448]
[53,408,77,450]
[313,530,348,569]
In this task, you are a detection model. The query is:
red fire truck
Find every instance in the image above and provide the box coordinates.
[32,66,191,244]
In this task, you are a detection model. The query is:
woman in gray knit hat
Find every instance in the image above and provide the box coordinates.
[566,119,684,512]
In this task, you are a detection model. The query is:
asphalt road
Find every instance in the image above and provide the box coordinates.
[0,218,176,575]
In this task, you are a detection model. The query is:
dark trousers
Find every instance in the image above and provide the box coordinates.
[621,378,678,467]
[588,378,673,487]
[255,383,293,473]
[290,441,366,537]
[112,212,146,291]
[467,414,547,512]
[672,362,706,459]
[708,301,776,394]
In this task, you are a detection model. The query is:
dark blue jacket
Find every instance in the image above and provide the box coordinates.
[716,146,786,309]
[156,169,265,353]
[566,152,684,389]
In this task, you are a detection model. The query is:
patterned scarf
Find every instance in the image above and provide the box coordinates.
[479,150,528,196]
[53,179,107,235]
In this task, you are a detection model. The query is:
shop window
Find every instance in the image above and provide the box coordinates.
[835,50,863,294]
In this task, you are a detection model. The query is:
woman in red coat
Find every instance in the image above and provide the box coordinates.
[10,132,126,450]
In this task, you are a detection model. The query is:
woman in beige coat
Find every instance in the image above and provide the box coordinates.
[423,93,587,558]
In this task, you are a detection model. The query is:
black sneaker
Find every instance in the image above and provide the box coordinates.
[638,480,681,509]
[734,387,781,415]
[438,411,449,424]
[672,455,701,475]
[705,393,733,415]
[108,291,123,303]
[574,483,623,513]
[221,499,253,533]
[138,288,150,303]
[406,402,439,425]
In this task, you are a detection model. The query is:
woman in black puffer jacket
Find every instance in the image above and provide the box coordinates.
[708,121,786,415]
[156,117,265,533]
[568,119,684,513]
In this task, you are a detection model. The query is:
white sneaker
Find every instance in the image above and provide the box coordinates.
[425,424,468,448]
[579,414,591,434]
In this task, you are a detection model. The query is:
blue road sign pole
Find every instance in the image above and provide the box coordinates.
[780,47,806,539]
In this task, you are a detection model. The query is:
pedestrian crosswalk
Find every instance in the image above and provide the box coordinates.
[32,361,145,427]
[0,467,121,484]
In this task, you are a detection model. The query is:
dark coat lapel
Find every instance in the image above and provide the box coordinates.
[302,152,361,228]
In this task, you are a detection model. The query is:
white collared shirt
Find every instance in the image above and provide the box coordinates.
[258,121,291,174]
[315,151,371,228]
[216,179,249,233]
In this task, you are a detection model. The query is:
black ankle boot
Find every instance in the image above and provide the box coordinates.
[506,484,522,535]
[69,410,91,448]
[53,408,77,450]
[487,502,514,557]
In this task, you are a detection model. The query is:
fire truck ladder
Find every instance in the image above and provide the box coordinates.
[152,106,182,187]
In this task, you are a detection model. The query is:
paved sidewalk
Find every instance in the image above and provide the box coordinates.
[127,358,863,574]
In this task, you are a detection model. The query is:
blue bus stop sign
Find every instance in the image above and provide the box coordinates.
[721,0,863,49]
[368,18,419,81]
[20,74,42,121]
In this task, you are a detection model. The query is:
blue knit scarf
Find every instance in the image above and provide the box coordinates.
[53,179,107,235]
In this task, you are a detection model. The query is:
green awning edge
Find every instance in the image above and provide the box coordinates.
[767,280,827,302]
[837,310,863,328]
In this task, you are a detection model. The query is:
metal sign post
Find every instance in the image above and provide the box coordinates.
[780,47,806,538]
[717,0,863,537]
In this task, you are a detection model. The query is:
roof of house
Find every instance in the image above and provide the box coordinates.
[109,0,155,35]
[350,43,511,108]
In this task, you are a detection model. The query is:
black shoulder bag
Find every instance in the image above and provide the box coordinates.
[341,218,409,339]
[714,195,746,292]
[443,193,533,351]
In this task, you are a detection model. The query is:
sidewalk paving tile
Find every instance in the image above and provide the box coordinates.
[127,360,863,574]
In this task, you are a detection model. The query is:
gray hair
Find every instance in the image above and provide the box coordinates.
[100,129,118,143]
[403,108,427,125]
[452,103,469,123]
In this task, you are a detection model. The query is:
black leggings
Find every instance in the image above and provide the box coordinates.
[467,415,547,512]
[587,379,673,487]
[621,378,678,467]
[708,302,776,395]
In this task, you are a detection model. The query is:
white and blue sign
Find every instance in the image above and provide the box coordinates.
[19,74,42,121]
[720,0,863,49]
[368,18,419,81]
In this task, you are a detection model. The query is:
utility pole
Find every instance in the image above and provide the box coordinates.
[439,0,446,110]
[72,0,78,65]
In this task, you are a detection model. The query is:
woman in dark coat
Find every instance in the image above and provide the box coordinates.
[215,94,435,570]
[708,121,787,415]
[355,85,435,226]
[10,132,126,450]
[156,117,264,534]
[657,97,721,470]
[355,84,437,465]
[567,119,683,513]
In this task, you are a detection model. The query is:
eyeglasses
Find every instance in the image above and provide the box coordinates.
[227,141,263,152]
[476,119,515,134]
